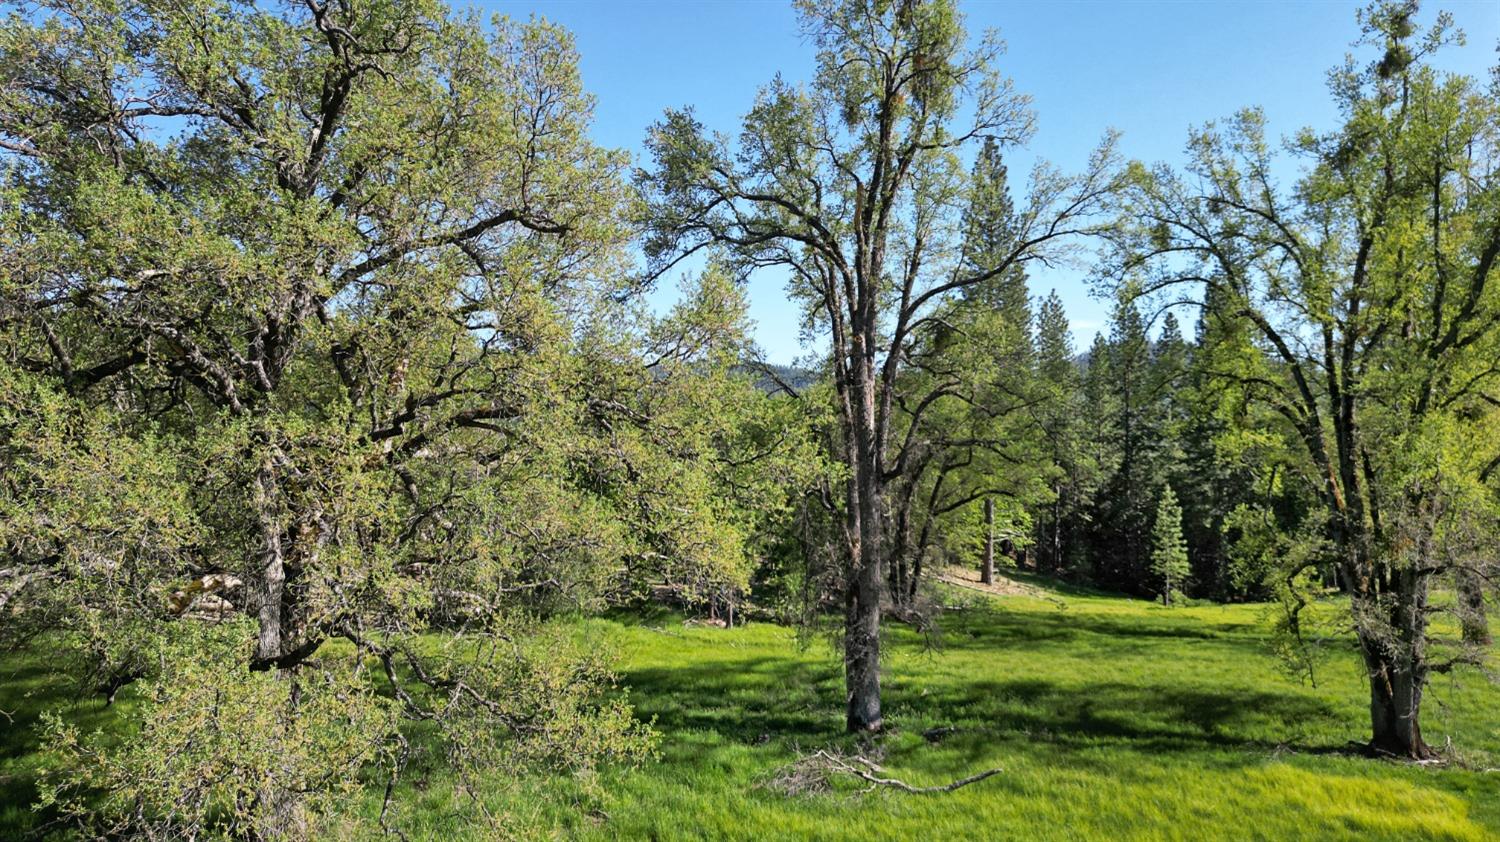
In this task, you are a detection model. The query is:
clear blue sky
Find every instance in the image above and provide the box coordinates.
[484,0,1500,364]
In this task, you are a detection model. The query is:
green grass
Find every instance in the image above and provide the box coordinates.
[4,577,1498,839]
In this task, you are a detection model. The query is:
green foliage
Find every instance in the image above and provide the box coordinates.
[960,138,1032,346]
[1150,486,1190,604]
[35,621,400,840]
[636,0,1122,733]
[1079,298,1198,594]
[1,0,1496,833]
[0,0,817,834]
[885,292,1053,601]
[1114,0,1500,753]
[6,582,1499,840]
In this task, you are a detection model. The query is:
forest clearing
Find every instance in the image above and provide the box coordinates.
[2,0,1498,838]
[4,574,1497,839]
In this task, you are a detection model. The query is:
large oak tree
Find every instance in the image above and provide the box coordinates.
[1115,1,1500,758]
[0,0,803,835]
[637,0,1120,731]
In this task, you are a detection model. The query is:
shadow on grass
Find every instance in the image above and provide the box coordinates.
[900,677,1348,758]
[612,603,1355,768]
[0,654,120,840]
[619,650,1350,761]
[624,655,844,745]
[913,602,1272,654]
[0,603,1437,840]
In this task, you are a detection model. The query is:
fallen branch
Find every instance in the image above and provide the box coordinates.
[922,726,958,743]
[768,749,1001,797]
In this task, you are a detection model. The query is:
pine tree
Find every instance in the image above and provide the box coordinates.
[1173,309,1263,599]
[960,138,1032,356]
[1033,291,1093,574]
[1079,331,1120,581]
[1035,291,1075,386]
[1151,313,1188,411]
[1151,486,1190,605]
[1091,299,1161,592]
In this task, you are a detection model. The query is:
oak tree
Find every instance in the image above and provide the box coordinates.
[637,0,1121,731]
[1115,1,1500,757]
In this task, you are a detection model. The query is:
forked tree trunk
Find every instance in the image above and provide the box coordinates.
[1363,647,1434,759]
[1353,567,1437,760]
[981,497,995,585]
[887,470,923,607]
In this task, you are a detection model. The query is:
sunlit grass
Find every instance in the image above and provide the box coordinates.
[3,576,1497,839]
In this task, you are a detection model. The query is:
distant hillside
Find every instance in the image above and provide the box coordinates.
[739,362,819,394]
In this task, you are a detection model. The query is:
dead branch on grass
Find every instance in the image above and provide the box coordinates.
[766,749,1001,797]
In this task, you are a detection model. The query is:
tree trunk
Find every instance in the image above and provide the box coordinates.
[1363,647,1434,759]
[844,466,883,732]
[888,473,920,607]
[252,458,286,664]
[1354,567,1436,760]
[1049,491,1062,575]
[981,497,995,585]
[844,539,883,733]
[1458,567,1491,646]
[843,358,884,734]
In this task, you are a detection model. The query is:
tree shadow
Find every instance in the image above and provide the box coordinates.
[607,598,1366,779]
[915,601,1271,655]
[0,655,127,839]
[896,677,1348,760]
[614,629,1350,767]
[623,655,845,745]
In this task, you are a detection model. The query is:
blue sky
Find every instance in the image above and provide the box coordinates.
[484,0,1500,363]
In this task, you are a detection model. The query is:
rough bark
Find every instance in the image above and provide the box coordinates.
[252,458,286,665]
[844,540,883,733]
[844,361,884,733]
[1350,557,1437,759]
[981,497,995,585]
[1363,646,1435,759]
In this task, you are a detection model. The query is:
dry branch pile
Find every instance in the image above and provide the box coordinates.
[765,749,1002,797]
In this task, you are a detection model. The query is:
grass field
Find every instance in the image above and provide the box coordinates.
[4,573,1498,840]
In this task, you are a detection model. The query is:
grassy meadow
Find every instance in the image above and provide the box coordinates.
[4,572,1497,840]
